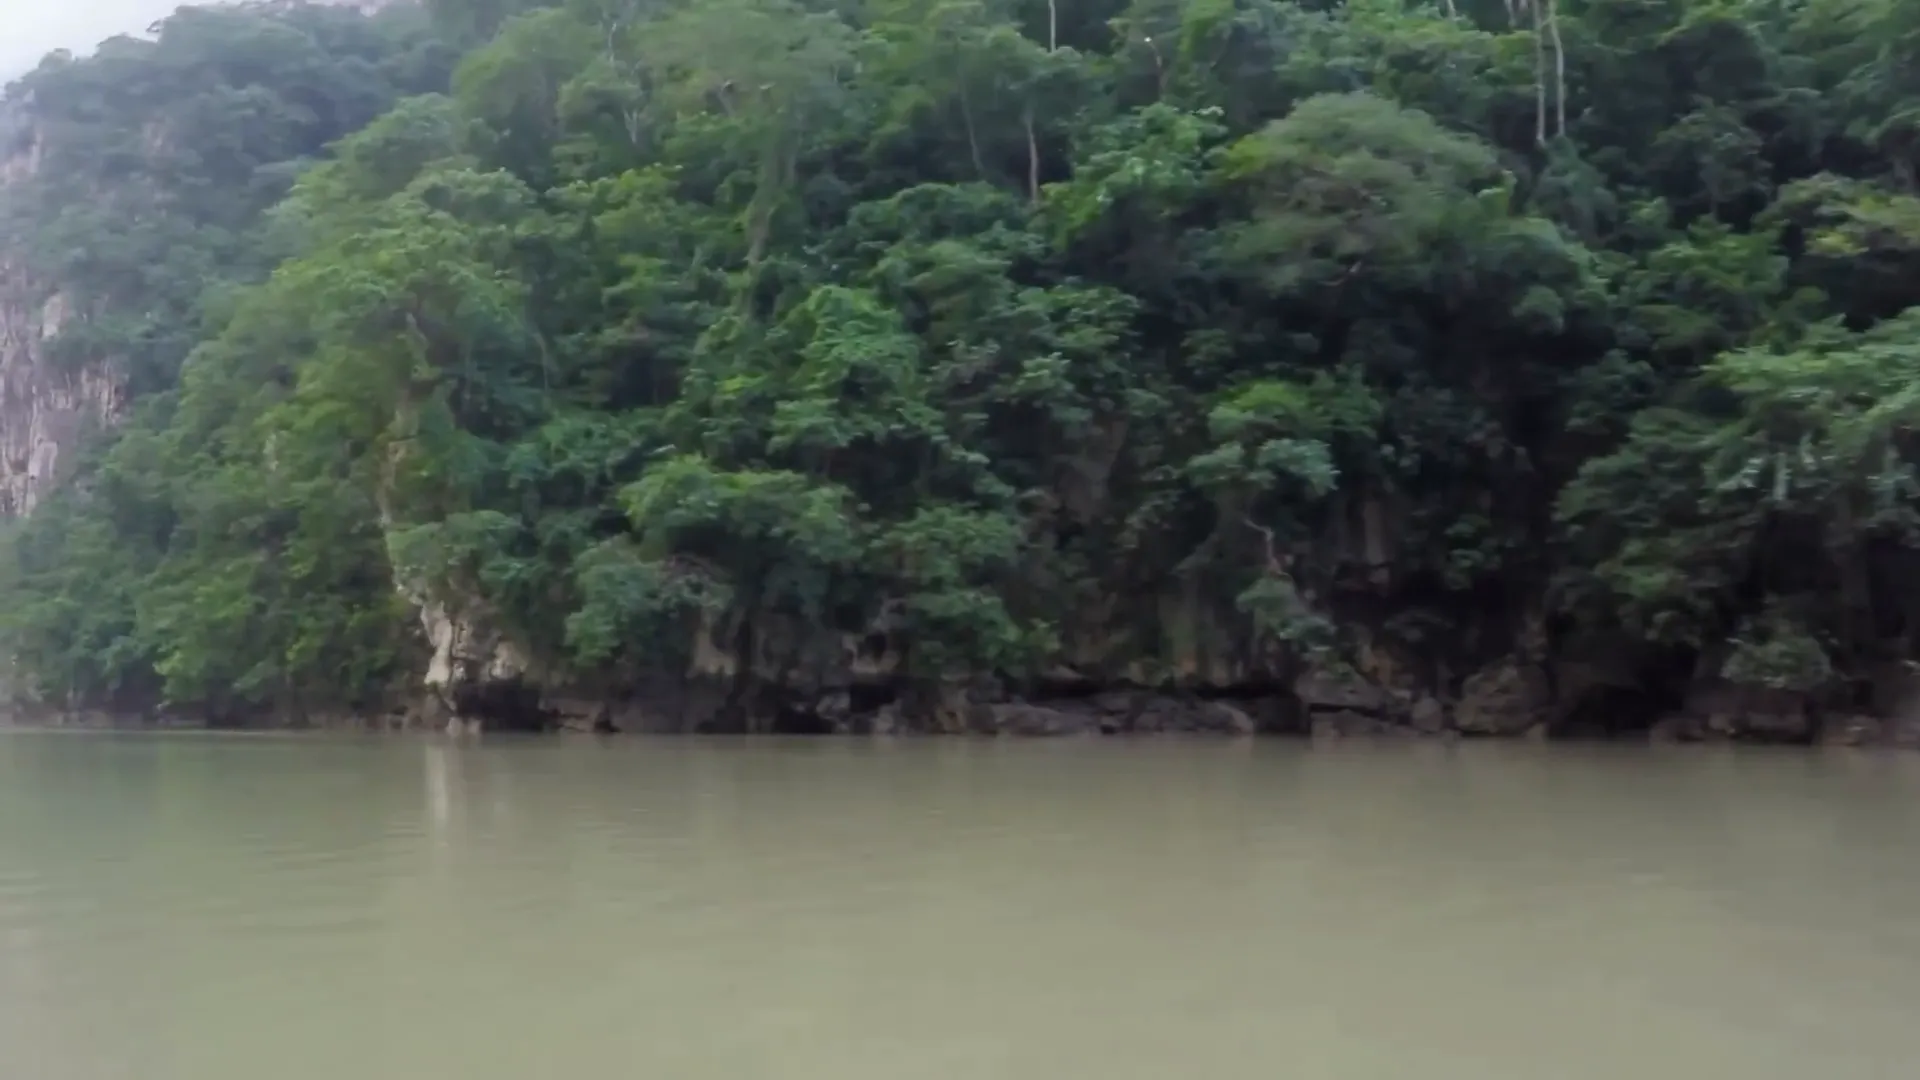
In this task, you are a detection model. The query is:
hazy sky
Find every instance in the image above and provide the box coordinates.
[2,0,189,79]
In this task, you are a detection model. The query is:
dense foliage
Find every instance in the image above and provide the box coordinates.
[3,0,1920,720]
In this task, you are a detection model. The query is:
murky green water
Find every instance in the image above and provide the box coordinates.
[1,733,1917,1078]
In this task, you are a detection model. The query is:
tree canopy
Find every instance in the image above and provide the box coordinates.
[4,0,1920,724]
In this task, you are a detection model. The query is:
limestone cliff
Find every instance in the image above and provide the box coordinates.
[0,0,415,525]
[6,0,1918,752]
[0,129,123,518]
[469,489,1920,746]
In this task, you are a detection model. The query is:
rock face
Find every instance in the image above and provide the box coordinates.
[414,597,532,721]
[0,131,123,518]
[1453,658,1553,736]
[0,291,123,517]
[3,26,1917,744]
[404,587,1916,741]
[1652,679,1815,744]
[379,491,536,728]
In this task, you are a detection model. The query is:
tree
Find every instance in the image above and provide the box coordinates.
[9,0,1920,730]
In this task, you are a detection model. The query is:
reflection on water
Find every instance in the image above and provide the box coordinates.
[1,733,1918,1079]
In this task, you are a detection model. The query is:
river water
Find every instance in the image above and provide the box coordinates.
[1,733,1918,1078]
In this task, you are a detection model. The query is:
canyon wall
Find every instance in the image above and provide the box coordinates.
[0,129,123,518]
[6,0,1920,751]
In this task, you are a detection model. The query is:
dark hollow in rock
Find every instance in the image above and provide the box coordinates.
[1551,684,1680,740]
[449,678,549,733]
[769,706,838,735]
[847,682,897,714]
[1192,682,1308,735]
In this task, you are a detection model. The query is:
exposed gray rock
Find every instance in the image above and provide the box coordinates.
[1196,701,1258,736]
[1820,714,1886,747]
[982,703,1096,737]
[0,262,123,517]
[1454,658,1552,736]
[1293,669,1387,713]
[1669,679,1814,744]
[1311,709,1412,738]
[1409,694,1450,734]
[1649,679,1812,744]
[0,122,131,521]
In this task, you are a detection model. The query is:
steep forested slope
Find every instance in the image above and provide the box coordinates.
[2,0,1919,739]
[0,0,453,711]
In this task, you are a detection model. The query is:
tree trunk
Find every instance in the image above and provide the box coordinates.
[1024,105,1040,204]
[959,85,987,180]
[746,138,795,266]
[747,206,771,265]
[1530,0,1548,146]
[1546,0,1566,138]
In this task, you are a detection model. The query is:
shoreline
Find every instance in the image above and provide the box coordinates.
[0,715,1907,750]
